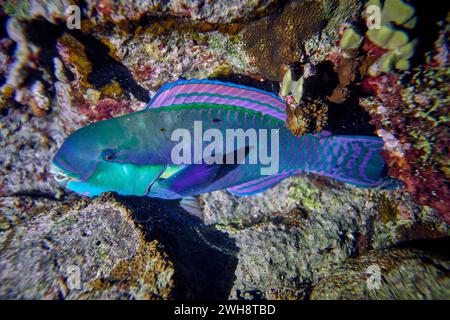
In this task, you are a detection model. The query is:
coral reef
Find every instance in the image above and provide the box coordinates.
[84,0,280,25]
[242,0,327,80]
[0,194,175,299]
[285,98,328,136]
[280,62,340,136]
[325,1,450,223]
[0,18,53,116]
[361,63,450,223]
[0,106,66,197]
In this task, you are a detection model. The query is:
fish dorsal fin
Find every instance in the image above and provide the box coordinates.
[147,79,287,121]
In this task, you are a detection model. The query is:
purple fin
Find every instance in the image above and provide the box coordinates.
[168,163,219,195]
[147,79,287,121]
[227,170,296,196]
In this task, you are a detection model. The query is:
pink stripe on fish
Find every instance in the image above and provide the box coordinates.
[151,83,286,112]
[163,95,287,121]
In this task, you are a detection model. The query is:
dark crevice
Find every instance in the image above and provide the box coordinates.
[325,95,377,136]
[392,237,450,258]
[408,0,449,68]
[67,29,149,102]
[116,195,239,300]
[21,19,149,102]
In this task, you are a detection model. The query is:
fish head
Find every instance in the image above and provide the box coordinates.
[51,115,166,197]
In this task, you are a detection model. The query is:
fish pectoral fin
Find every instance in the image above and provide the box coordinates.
[163,162,221,195]
[159,165,184,179]
[166,146,252,196]
[180,196,203,219]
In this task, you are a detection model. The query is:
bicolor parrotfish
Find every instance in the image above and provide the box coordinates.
[52,79,394,215]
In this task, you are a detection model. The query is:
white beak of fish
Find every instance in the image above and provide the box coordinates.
[49,164,78,185]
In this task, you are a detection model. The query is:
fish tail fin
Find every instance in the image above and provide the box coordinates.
[306,134,392,188]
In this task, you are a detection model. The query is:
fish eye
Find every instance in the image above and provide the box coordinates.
[101,149,115,161]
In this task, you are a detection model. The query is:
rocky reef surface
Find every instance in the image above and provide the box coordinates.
[0,0,449,299]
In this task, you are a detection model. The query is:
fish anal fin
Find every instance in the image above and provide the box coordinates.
[227,170,295,196]
[180,196,203,219]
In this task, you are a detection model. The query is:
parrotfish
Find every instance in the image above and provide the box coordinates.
[52,79,392,215]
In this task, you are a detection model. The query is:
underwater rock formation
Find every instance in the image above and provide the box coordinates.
[202,175,449,299]
[361,63,450,223]
[310,242,450,299]
[357,12,450,223]
[285,98,328,136]
[0,194,175,299]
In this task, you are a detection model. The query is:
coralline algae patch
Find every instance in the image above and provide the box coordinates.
[120,25,250,91]
[361,65,450,222]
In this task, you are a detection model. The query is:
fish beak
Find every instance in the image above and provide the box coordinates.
[49,164,79,186]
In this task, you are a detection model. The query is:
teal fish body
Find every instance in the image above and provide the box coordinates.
[52,79,392,199]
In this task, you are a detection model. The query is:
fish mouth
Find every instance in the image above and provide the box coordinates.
[50,163,81,186]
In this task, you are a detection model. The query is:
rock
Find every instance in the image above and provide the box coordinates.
[1,0,280,25]
[116,195,239,299]
[0,106,66,197]
[84,0,280,25]
[0,193,174,299]
[310,241,450,299]
[201,175,449,299]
